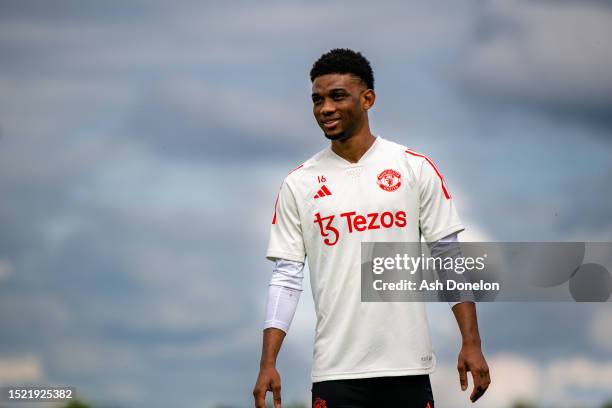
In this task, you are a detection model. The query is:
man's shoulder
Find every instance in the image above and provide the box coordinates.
[379,137,455,189]
[284,147,329,179]
[382,137,455,194]
[379,136,428,169]
[278,147,330,191]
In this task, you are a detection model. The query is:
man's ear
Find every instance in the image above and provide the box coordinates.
[362,89,376,110]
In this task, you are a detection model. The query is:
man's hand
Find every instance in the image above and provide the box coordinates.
[253,364,282,408]
[457,343,490,403]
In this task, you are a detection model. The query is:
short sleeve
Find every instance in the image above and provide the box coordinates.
[266,179,306,263]
[418,157,465,243]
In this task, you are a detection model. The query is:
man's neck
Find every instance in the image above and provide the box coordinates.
[330,129,376,164]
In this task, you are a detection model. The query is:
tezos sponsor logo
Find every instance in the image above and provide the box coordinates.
[314,210,407,246]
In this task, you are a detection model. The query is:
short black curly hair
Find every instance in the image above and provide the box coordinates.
[310,48,374,90]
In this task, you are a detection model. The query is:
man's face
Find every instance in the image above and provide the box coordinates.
[311,73,374,141]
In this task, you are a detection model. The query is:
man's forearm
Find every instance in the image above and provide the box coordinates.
[452,302,481,346]
[260,327,286,367]
[254,328,286,408]
[452,301,490,401]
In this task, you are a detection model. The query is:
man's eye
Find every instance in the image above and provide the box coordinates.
[312,97,322,104]
[332,94,346,100]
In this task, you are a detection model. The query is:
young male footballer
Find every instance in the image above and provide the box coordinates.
[253,49,490,408]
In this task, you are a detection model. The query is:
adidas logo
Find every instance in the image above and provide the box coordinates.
[314,185,332,199]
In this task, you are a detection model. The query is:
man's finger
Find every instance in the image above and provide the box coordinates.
[457,364,468,391]
[469,370,490,402]
[253,387,266,408]
[470,383,489,403]
[272,382,282,408]
[470,385,485,402]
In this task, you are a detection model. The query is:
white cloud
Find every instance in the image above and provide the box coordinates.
[428,303,463,353]
[458,216,493,242]
[548,356,612,390]
[434,353,612,408]
[483,354,540,407]
[432,353,539,408]
[446,186,495,242]
[431,364,477,407]
[0,355,44,383]
[546,357,612,406]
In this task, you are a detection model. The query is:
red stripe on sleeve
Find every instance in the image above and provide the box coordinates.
[405,149,451,199]
[271,164,304,224]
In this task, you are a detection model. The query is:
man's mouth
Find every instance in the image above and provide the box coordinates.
[322,118,341,129]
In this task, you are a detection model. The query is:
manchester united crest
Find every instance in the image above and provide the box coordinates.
[377,169,401,192]
[313,397,327,408]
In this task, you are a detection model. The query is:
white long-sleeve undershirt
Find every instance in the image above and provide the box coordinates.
[264,259,305,332]
[427,233,475,308]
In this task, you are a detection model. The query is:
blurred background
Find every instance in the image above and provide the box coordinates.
[0,0,611,407]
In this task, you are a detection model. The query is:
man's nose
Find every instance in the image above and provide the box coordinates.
[321,99,336,115]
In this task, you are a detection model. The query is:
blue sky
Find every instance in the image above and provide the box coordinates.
[0,1,611,407]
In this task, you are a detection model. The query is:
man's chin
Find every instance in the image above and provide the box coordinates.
[323,130,349,141]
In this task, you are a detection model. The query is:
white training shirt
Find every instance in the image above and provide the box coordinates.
[266,136,464,383]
